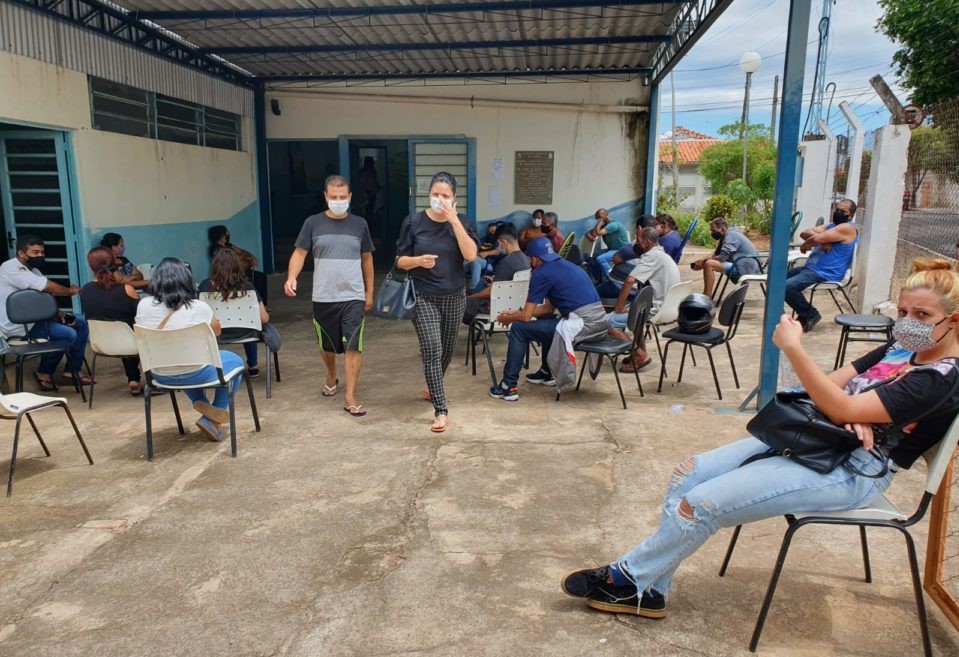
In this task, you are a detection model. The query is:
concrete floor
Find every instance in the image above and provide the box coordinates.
[1,255,958,657]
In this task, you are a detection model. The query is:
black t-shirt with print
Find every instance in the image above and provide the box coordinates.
[395,212,479,297]
[852,342,959,469]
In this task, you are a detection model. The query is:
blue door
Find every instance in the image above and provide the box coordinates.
[0,131,81,311]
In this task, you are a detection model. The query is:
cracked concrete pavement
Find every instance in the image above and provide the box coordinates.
[1,259,958,657]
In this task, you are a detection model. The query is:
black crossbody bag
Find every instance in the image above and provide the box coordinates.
[742,368,959,477]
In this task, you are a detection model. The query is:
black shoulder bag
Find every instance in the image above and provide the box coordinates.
[742,370,959,477]
[373,215,417,320]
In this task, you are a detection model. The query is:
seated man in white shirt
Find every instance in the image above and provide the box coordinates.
[0,234,89,391]
[606,228,681,372]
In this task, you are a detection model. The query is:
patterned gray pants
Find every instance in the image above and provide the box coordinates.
[412,292,466,416]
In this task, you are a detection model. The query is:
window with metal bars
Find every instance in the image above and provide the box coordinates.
[89,77,241,151]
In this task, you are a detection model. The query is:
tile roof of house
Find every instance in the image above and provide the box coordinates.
[659,138,724,165]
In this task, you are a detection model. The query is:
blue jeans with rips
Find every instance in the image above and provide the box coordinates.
[28,315,89,375]
[502,317,559,387]
[151,350,244,409]
[614,437,894,598]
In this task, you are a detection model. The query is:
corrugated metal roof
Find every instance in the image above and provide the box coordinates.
[109,0,687,82]
[0,1,253,115]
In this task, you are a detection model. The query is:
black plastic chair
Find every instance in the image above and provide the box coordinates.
[560,286,654,409]
[657,284,748,400]
[3,290,86,401]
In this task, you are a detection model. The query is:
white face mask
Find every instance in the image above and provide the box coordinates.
[532,218,542,227]
[328,199,350,215]
[429,197,446,213]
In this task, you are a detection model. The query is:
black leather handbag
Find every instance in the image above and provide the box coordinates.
[373,266,417,320]
[743,373,959,476]
[744,392,879,475]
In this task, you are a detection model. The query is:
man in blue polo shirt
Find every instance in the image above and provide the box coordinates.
[491,237,608,400]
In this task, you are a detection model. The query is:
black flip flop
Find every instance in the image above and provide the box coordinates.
[33,372,58,392]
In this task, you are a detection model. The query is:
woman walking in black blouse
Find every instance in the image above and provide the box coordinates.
[396,172,478,433]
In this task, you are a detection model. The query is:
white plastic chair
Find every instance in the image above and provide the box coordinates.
[87,320,139,409]
[138,263,153,280]
[1,391,93,496]
[134,323,260,460]
[199,291,280,399]
[720,411,959,656]
[466,279,531,385]
[648,280,694,362]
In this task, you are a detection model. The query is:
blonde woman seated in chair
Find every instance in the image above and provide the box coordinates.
[562,259,959,621]
[135,258,242,443]
[198,247,279,379]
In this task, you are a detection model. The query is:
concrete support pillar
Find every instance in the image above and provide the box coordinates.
[855,124,911,312]
[839,101,864,202]
[644,83,660,215]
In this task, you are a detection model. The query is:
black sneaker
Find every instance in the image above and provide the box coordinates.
[803,312,822,333]
[489,382,519,401]
[562,566,667,619]
[525,369,556,386]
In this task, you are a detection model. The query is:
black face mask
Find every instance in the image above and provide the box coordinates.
[542,224,552,233]
[832,209,851,224]
[25,256,45,270]
[710,230,724,241]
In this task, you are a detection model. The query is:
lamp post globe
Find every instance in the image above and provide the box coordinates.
[739,51,762,74]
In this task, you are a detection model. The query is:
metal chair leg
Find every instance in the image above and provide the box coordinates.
[60,403,93,465]
[272,349,281,382]
[631,356,644,397]
[482,331,497,386]
[88,353,98,409]
[574,351,590,391]
[719,525,742,576]
[677,344,689,383]
[144,387,154,461]
[228,385,238,458]
[726,341,740,389]
[610,356,628,409]
[834,327,849,371]
[245,372,261,432]
[749,521,801,652]
[24,413,50,456]
[900,527,933,657]
[705,347,723,400]
[464,323,472,366]
[264,345,272,400]
[6,416,23,496]
[839,287,857,313]
[657,341,673,393]
[170,391,185,435]
[859,526,872,583]
[829,289,844,314]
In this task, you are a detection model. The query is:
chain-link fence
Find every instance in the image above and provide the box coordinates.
[890,97,959,301]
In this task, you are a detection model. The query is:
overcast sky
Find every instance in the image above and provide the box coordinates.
[662,0,908,140]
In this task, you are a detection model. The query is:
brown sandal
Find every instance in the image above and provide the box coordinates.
[430,415,449,433]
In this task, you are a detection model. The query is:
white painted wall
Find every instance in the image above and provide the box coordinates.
[265,82,649,223]
[795,139,833,233]
[0,49,256,231]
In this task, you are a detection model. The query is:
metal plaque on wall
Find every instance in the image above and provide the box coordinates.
[514,151,554,204]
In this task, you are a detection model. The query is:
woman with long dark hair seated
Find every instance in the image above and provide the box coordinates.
[79,246,142,395]
[135,258,243,443]
[562,258,959,620]
[198,247,279,378]
[207,225,268,304]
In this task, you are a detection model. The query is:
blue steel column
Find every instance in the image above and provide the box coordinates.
[757,0,812,407]
[253,85,274,273]
[644,83,660,215]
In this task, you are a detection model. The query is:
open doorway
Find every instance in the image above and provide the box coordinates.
[266,140,339,270]
[347,139,408,269]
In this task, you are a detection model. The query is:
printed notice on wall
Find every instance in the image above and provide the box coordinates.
[416,176,432,195]
[491,157,505,181]
[514,151,554,204]
[487,186,502,209]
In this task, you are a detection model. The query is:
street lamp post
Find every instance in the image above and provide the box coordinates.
[739,51,762,191]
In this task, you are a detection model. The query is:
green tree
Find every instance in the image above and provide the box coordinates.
[697,121,778,222]
[905,125,952,207]
[877,0,959,105]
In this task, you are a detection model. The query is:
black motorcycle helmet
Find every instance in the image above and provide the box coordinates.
[677,293,717,334]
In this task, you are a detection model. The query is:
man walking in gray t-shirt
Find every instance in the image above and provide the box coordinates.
[284,175,374,416]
